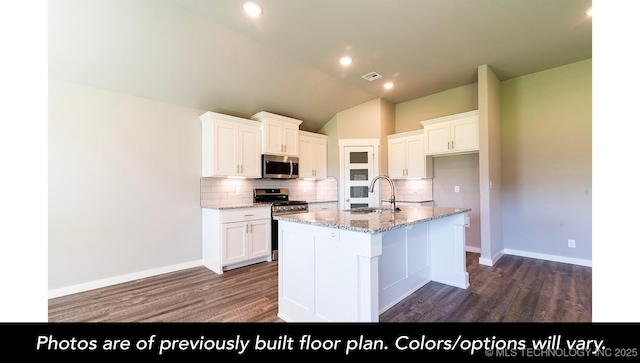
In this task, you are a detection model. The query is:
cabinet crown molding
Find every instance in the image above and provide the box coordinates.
[387,129,423,139]
[200,111,261,128]
[299,130,328,139]
[251,111,303,126]
[419,110,479,126]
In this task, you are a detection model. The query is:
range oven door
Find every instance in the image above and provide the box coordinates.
[262,154,299,179]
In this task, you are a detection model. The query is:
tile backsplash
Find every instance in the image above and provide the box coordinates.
[380,178,433,202]
[201,176,432,207]
[201,177,338,207]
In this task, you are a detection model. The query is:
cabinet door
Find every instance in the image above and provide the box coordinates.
[247,219,271,259]
[238,125,262,178]
[283,124,299,156]
[424,123,451,155]
[405,134,426,178]
[298,136,314,178]
[388,138,406,179]
[221,221,248,265]
[212,122,239,176]
[263,121,284,155]
[312,138,327,179]
[451,116,479,152]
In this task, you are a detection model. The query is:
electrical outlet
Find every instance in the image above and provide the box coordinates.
[235,187,241,195]
[568,239,576,248]
[454,186,460,193]
[329,230,339,240]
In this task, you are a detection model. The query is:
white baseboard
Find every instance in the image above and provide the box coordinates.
[48,260,203,299]
[479,250,504,266]
[475,248,591,267]
[504,248,592,267]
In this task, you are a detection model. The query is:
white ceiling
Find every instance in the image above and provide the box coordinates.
[48,0,592,132]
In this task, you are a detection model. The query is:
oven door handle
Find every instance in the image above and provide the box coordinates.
[289,160,293,179]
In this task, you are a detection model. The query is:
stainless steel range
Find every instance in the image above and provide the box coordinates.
[254,188,308,260]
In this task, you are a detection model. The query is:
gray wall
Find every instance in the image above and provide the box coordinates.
[49,79,204,293]
[500,59,592,260]
[432,154,481,249]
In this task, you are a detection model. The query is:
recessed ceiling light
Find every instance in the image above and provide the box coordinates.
[384,82,394,89]
[586,7,592,16]
[339,56,352,66]
[243,2,263,17]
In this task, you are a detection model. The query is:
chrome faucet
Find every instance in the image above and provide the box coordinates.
[369,175,396,211]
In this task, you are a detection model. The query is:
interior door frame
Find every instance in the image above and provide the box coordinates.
[338,139,380,210]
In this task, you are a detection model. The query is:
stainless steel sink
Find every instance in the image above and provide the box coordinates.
[349,207,400,213]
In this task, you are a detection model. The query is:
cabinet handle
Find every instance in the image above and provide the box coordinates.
[447,141,450,149]
[240,164,243,173]
[284,144,287,152]
[244,214,254,217]
[248,223,252,233]
[451,140,454,149]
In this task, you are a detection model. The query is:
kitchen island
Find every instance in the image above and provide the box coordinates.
[274,205,470,322]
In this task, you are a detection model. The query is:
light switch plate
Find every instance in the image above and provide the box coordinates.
[454,186,460,193]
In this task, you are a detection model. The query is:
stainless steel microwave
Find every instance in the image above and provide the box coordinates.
[262,154,299,179]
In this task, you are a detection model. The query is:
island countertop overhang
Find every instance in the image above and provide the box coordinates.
[273,206,471,234]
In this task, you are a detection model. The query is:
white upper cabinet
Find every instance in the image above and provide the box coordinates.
[200,111,262,178]
[298,131,328,179]
[251,111,302,157]
[420,110,479,156]
[388,130,431,179]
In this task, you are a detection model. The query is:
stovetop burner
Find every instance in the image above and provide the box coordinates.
[254,188,308,214]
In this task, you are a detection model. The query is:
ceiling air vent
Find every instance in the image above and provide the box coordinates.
[361,72,382,81]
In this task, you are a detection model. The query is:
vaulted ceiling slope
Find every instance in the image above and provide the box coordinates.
[48,0,592,132]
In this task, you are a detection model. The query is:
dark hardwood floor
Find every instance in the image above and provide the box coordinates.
[48,253,591,323]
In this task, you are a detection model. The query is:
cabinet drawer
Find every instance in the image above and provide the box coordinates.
[221,207,271,223]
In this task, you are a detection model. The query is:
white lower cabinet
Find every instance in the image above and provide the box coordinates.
[202,207,271,274]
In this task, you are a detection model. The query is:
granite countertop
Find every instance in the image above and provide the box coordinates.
[202,203,272,210]
[273,206,471,234]
[306,200,339,204]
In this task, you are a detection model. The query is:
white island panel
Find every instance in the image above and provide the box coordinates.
[278,222,381,322]
[276,206,470,322]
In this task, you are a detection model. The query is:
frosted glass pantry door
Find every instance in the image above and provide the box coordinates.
[343,146,375,209]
